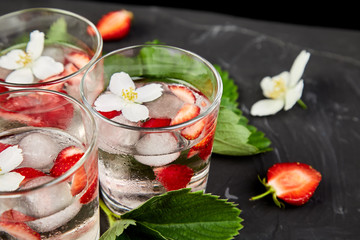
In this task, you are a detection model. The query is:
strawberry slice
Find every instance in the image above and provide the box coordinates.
[50,146,85,177]
[91,9,133,41]
[70,166,87,196]
[187,123,216,160]
[169,84,196,104]
[98,110,122,119]
[0,221,40,240]
[49,146,87,196]
[250,162,322,207]
[0,209,35,222]
[154,164,194,191]
[0,92,74,129]
[65,51,91,69]
[170,103,200,126]
[0,210,40,240]
[181,117,206,140]
[79,174,98,204]
[142,118,171,128]
[11,167,46,186]
[0,142,11,152]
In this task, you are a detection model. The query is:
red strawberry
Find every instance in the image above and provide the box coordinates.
[0,142,11,152]
[91,10,133,41]
[98,110,122,119]
[65,51,91,69]
[170,103,200,126]
[0,221,40,240]
[50,146,85,177]
[181,118,206,140]
[169,85,196,104]
[187,123,216,160]
[142,118,171,128]
[70,166,87,196]
[11,167,46,186]
[250,162,322,207]
[0,209,35,222]
[79,175,98,204]
[0,92,74,129]
[0,210,40,240]
[154,164,194,191]
[49,146,87,196]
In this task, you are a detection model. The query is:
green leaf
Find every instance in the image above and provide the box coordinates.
[99,219,136,240]
[121,188,243,240]
[212,65,272,155]
[46,17,70,43]
[116,222,167,240]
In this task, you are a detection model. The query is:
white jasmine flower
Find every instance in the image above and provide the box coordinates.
[94,72,163,122]
[250,50,310,116]
[0,30,64,84]
[0,145,24,191]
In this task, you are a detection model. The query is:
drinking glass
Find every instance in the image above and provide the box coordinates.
[81,44,222,214]
[0,89,98,239]
[0,8,103,100]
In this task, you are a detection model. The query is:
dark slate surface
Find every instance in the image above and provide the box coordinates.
[2,1,360,239]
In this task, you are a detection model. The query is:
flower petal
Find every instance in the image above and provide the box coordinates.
[109,72,135,96]
[0,145,23,174]
[122,103,149,122]
[94,92,125,112]
[32,56,64,80]
[250,99,285,116]
[0,49,27,70]
[284,79,304,111]
[0,172,25,191]
[5,68,34,84]
[260,72,289,99]
[289,50,310,87]
[26,30,45,60]
[136,83,163,103]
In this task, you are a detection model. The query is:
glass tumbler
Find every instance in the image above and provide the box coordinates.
[81,44,222,214]
[0,7,103,100]
[0,89,99,239]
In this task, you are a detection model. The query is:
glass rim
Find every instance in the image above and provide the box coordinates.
[0,7,103,88]
[0,88,98,197]
[80,44,223,132]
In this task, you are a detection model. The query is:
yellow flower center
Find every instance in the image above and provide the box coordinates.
[268,78,286,99]
[16,53,32,67]
[122,87,138,103]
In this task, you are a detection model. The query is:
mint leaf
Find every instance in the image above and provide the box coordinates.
[100,219,136,240]
[121,188,243,240]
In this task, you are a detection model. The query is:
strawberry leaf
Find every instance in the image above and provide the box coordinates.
[213,65,272,155]
[100,189,243,240]
[100,219,136,240]
[120,188,243,240]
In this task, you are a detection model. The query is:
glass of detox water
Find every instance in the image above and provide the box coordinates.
[80,44,223,214]
[0,89,99,239]
[0,8,103,100]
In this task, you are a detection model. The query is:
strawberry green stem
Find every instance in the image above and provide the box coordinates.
[249,176,285,208]
[249,188,275,201]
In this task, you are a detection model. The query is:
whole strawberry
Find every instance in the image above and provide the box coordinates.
[250,162,322,207]
[93,9,133,41]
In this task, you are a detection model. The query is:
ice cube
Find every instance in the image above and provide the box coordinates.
[97,114,141,154]
[18,132,60,170]
[27,199,82,233]
[22,176,73,218]
[42,47,65,64]
[145,92,184,119]
[134,133,180,166]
